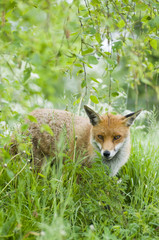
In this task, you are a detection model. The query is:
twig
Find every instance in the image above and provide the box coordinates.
[77,93,84,116]
[84,0,94,27]
[111,0,134,38]
[108,74,112,108]
[1,11,5,27]
[78,8,88,110]
[55,4,72,65]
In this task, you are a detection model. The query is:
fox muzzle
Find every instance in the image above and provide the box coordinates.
[103,150,110,158]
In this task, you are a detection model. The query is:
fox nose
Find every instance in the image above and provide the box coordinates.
[103,150,110,158]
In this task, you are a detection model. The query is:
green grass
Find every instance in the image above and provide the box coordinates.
[0,125,159,240]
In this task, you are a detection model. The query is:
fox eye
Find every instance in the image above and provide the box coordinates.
[98,135,104,141]
[113,135,121,141]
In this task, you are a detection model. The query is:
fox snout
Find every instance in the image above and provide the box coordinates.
[103,150,111,158]
[102,148,117,160]
[103,150,110,158]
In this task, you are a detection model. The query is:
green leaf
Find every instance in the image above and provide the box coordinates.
[74,63,83,67]
[73,97,81,105]
[148,16,159,28]
[85,62,93,68]
[40,124,54,136]
[142,16,151,23]
[90,95,99,104]
[23,67,32,82]
[92,87,98,93]
[81,79,86,88]
[77,69,83,76]
[21,123,29,132]
[141,78,152,86]
[31,53,42,65]
[6,169,14,180]
[38,173,46,178]
[95,33,101,43]
[104,52,111,56]
[117,20,125,28]
[111,92,119,97]
[150,39,157,49]
[106,58,115,66]
[82,48,94,55]
[112,41,123,51]
[88,56,98,65]
[90,77,100,83]
[86,27,96,34]
[136,3,147,11]
[27,115,38,123]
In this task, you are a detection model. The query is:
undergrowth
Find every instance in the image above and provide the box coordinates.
[0,125,159,240]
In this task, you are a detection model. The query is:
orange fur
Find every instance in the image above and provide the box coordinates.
[92,114,130,152]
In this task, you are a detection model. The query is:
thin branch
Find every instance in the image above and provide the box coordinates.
[1,11,5,27]
[78,8,88,97]
[84,0,94,27]
[111,0,134,38]
[108,74,112,108]
[55,5,72,65]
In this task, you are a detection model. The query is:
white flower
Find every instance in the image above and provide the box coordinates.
[60,229,66,236]
[41,231,45,236]
[90,224,95,231]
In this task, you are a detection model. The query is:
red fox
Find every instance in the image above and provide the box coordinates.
[10,106,141,176]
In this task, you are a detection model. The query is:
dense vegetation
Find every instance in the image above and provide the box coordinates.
[0,0,159,239]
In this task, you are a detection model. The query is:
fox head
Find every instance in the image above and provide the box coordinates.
[84,105,142,161]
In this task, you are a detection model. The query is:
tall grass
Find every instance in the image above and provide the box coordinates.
[0,121,159,239]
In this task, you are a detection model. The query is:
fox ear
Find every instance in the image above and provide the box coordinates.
[124,110,142,126]
[84,105,101,126]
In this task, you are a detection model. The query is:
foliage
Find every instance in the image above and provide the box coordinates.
[0,124,159,239]
[0,0,159,115]
[0,0,159,240]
